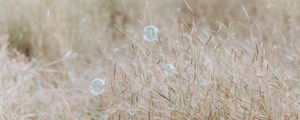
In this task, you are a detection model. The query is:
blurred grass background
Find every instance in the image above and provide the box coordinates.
[0,0,299,119]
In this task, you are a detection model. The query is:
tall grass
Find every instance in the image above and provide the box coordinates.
[0,0,299,119]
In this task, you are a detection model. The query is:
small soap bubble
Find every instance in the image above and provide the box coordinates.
[128,109,135,116]
[89,78,106,96]
[164,64,176,76]
[143,25,159,41]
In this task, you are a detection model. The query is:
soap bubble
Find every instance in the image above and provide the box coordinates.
[89,78,106,96]
[143,25,159,41]
[128,109,135,116]
[164,64,176,76]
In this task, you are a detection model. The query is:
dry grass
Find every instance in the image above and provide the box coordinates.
[0,0,300,119]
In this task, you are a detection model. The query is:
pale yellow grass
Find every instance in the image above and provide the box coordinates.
[0,0,300,119]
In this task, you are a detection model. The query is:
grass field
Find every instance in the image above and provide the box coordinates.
[0,0,300,119]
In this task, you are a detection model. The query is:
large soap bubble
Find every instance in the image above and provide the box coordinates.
[143,25,159,41]
[164,64,176,76]
[89,78,106,96]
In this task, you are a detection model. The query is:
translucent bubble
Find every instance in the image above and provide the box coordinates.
[89,78,106,96]
[164,64,176,76]
[128,109,135,116]
[143,25,159,41]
